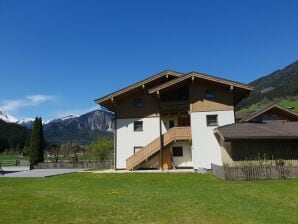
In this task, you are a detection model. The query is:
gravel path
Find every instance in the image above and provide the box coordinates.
[0,168,85,178]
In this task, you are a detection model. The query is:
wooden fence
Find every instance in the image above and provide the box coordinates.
[33,160,114,169]
[212,163,298,180]
[0,160,30,167]
[0,160,19,166]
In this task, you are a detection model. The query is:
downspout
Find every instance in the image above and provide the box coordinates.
[158,93,164,170]
[114,112,117,170]
[189,82,196,171]
[231,86,236,123]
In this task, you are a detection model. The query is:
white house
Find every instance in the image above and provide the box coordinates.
[95,70,253,171]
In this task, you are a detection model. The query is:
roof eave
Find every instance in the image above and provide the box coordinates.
[95,70,183,105]
[224,136,298,141]
[240,104,298,122]
[148,73,254,94]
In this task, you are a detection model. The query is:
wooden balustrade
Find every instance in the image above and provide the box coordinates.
[126,127,192,170]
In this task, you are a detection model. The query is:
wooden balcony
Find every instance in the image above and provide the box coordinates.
[126,126,192,170]
[160,100,189,113]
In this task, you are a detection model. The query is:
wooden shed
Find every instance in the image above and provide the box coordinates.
[214,122,298,165]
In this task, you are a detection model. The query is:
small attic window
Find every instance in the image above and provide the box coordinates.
[262,115,270,122]
[205,90,216,99]
[133,98,144,108]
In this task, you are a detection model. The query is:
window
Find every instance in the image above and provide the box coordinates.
[134,121,143,131]
[134,146,142,154]
[262,115,270,122]
[206,115,218,126]
[271,115,278,120]
[169,120,175,129]
[133,98,143,108]
[205,89,216,99]
[173,147,183,157]
[160,86,189,102]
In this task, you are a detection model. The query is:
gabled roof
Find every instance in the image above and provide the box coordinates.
[215,121,298,141]
[240,103,298,122]
[95,70,183,105]
[235,112,251,121]
[148,72,253,94]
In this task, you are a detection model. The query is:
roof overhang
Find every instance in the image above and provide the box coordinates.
[148,73,253,94]
[240,103,298,122]
[214,122,298,142]
[95,70,183,107]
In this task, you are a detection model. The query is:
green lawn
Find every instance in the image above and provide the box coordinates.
[0,154,28,166]
[238,98,298,113]
[0,154,28,161]
[0,173,297,224]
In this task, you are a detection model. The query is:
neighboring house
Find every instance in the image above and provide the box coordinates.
[237,103,298,123]
[95,70,253,171]
[225,104,298,166]
[214,122,298,165]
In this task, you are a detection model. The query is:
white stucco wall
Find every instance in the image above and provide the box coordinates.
[171,142,193,168]
[116,117,160,169]
[191,110,235,169]
[161,115,178,134]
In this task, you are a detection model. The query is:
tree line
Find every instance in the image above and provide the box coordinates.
[47,138,113,162]
[1,117,113,165]
[0,119,31,153]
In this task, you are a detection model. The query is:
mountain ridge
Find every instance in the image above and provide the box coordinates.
[0,109,18,123]
[0,109,115,146]
[237,60,298,112]
[43,109,114,145]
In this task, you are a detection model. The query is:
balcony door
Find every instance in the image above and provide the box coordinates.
[178,116,190,127]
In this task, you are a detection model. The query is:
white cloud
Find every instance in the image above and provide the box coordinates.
[0,94,55,112]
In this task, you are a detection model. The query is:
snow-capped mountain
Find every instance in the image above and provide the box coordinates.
[43,110,114,144]
[16,118,50,129]
[16,118,34,128]
[51,114,79,122]
[0,108,114,145]
[0,109,18,123]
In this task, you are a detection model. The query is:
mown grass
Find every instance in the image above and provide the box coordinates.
[0,153,113,163]
[0,173,297,224]
[0,154,28,161]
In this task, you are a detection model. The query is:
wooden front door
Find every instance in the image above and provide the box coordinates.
[162,147,173,170]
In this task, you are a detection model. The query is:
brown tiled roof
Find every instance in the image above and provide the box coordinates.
[215,121,298,141]
[235,112,251,120]
[148,72,253,94]
[240,103,298,122]
[95,70,182,105]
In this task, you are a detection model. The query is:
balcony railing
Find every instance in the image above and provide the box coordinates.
[126,126,192,170]
[160,100,189,113]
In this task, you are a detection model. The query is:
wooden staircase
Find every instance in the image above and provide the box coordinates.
[126,127,192,170]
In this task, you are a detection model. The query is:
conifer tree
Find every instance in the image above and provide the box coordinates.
[29,117,44,165]
[38,117,45,162]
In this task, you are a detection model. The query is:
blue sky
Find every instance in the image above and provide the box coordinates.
[0,0,297,120]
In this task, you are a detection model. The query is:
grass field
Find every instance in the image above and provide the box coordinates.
[0,153,113,164]
[0,173,297,224]
[238,97,298,113]
[0,154,28,161]
[0,154,28,166]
